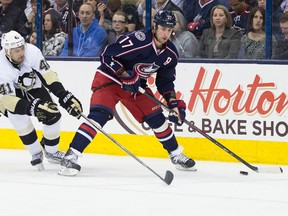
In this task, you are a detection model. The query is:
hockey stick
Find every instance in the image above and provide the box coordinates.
[80,113,174,185]
[138,87,283,174]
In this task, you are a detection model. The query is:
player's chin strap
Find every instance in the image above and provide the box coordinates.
[137,86,283,174]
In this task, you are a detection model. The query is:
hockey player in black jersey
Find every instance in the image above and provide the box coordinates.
[59,10,196,176]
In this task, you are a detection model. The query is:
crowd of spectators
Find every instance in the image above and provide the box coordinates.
[0,0,287,59]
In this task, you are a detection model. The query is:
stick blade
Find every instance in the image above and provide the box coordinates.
[256,166,283,174]
[164,170,174,185]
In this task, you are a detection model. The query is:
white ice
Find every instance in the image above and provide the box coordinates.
[0,149,287,216]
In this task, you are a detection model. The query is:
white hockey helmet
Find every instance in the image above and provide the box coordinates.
[1,30,25,51]
[1,30,25,63]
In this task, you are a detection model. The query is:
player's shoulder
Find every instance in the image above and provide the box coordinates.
[25,43,41,53]
[166,40,179,58]
[132,29,151,40]
[0,51,6,64]
[0,51,11,69]
[0,52,15,80]
[24,43,44,59]
[118,29,152,44]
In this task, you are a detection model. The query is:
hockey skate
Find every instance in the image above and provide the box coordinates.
[169,146,197,171]
[30,151,44,171]
[40,139,65,164]
[58,148,81,176]
[44,150,65,164]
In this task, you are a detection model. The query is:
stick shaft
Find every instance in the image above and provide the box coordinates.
[80,113,173,184]
[139,87,282,174]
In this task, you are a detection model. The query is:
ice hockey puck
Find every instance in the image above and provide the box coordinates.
[240,171,248,175]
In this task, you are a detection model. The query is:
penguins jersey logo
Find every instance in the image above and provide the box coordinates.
[133,63,160,79]
[16,71,37,91]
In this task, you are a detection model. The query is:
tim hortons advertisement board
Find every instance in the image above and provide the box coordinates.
[0,61,287,142]
[114,63,288,142]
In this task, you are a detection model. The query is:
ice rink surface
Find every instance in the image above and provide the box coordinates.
[0,149,287,216]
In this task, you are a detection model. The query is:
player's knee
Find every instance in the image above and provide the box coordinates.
[88,108,112,127]
[145,113,166,129]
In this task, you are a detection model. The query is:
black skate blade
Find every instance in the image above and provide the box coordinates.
[164,170,174,185]
[31,158,42,166]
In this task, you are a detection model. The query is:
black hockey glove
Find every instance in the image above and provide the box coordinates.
[27,98,61,124]
[58,91,83,119]
[168,100,186,126]
[119,70,140,94]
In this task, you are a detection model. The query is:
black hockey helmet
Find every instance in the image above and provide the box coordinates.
[154,10,176,28]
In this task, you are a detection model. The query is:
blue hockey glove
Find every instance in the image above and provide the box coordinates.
[168,100,186,126]
[119,70,140,94]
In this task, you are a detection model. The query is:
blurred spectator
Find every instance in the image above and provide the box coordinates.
[169,0,185,10]
[42,9,66,56]
[60,3,107,56]
[98,0,142,32]
[245,0,257,7]
[137,0,185,15]
[107,10,128,45]
[154,0,183,13]
[228,0,252,35]
[183,0,220,39]
[273,0,285,39]
[83,0,103,22]
[238,7,275,59]
[142,8,157,27]
[171,10,198,58]
[44,0,52,10]
[24,0,52,41]
[52,0,78,33]
[83,0,98,13]
[0,0,28,39]
[281,0,288,13]
[27,30,37,45]
[25,0,33,17]
[257,0,265,9]
[26,0,53,15]
[73,0,83,15]
[198,4,241,58]
[256,0,282,39]
[153,0,182,13]
[25,0,37,34]
[97,1,107,25]
[274,12,288,59]
[219,0,231,9]
[11,0,28,12]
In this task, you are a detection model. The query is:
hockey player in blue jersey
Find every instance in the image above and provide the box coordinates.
[58,10,196,176]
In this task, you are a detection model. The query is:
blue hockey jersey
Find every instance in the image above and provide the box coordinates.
[98,29,179,96]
